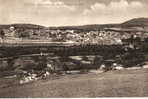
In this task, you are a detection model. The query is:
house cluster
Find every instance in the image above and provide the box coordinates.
[0,26,148,45]
[46,29,148,45]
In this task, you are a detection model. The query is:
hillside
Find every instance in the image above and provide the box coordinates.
[49,24,119,31]
[50,18,148,31]
[105,18,148,32]
[0,69,148,97]
[0,17,148,31]
[121,18,148,27]
[0,24,45,29]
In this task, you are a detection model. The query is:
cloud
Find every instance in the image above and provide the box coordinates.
[0,0,148,26]
[83,0,148,24]
[31,0,76,11]
[84,0,144,15]
[0,0,78,26]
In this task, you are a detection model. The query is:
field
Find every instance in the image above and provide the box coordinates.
[0,68,148,97]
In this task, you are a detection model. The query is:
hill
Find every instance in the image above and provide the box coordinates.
[0,24,45,29]
[50,18,148,31]
[0,17,148,31]
[49,24,119,31]
[121,18,148,27]
[105,18,148,32]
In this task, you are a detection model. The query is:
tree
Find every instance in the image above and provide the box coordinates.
[0,29,5,39]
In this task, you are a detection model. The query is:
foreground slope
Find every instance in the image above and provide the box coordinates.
[0,69,148,97]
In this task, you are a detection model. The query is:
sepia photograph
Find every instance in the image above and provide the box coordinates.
[0,0,148,98]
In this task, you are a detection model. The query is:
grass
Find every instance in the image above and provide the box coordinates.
[0,68,148,97]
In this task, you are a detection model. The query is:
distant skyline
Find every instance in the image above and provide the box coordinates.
[0,0,148,26]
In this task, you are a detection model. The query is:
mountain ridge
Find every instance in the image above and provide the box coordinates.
[0,17,148,31]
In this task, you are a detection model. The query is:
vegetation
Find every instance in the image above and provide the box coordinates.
[0,69,148,97]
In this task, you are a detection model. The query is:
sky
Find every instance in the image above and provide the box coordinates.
[0,0,148,26]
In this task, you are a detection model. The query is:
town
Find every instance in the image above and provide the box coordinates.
[0,18,148,97]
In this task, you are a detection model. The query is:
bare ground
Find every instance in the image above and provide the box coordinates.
[0,69,148,98]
